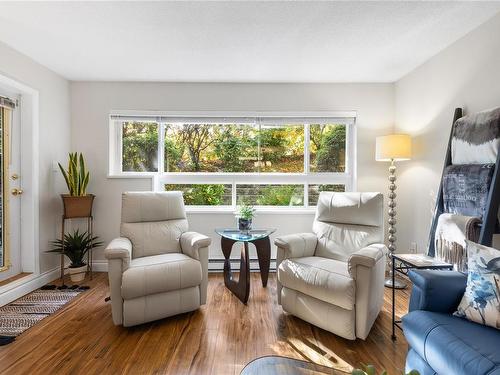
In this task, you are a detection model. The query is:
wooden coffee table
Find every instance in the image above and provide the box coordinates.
[215,228,275,304]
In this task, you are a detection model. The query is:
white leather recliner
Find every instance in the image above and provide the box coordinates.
[105,191,211,327]
[275,192,387,340]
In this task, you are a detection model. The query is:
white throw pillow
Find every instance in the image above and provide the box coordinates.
[454,240,500,329]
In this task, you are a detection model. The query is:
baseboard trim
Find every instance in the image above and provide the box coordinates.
[0,267,60,307]
[90,259,277,273]
[91,260,108,273]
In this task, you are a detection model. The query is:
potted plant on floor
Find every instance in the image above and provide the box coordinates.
[48,229,103,283]
[351,365,420,375]
[58,152,94,218]
[236,204,255,232]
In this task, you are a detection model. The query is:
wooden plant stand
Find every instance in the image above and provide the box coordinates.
[60,195,95,283]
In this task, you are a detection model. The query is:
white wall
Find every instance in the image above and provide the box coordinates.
[395,12,500,253]
[70,82,394,267]
[0,41,71,273]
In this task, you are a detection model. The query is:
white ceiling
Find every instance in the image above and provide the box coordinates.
[0,1,499,83]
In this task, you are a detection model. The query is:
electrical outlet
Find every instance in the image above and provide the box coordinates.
[410,242,417,253]
[52,160,60,172]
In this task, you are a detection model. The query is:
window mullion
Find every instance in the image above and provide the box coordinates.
[257,118,261,173]
[304,123,310,207]
[158,122,165,174]
[304,123,310,173]
[232,178,237,208]
[118,121,124,173]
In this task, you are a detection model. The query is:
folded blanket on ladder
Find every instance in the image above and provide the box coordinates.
[435,213,481,271]
[442,163,494,219]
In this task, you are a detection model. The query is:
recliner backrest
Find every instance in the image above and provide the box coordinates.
[313,192,384,261]
[120,191,189,259]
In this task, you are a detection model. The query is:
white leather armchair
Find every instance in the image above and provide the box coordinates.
[275,192,387,340]
[105,191,211,327]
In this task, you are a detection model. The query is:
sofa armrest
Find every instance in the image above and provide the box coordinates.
[348,243,387,277]
[180,231,211,261]
[274,233,317,260]
[408,269,467,313]
[104,237,132,268]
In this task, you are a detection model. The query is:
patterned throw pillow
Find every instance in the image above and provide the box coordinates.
[454,240,500,329]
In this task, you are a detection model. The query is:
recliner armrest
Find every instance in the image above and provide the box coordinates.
[274,233,317,259]
[180,231,211,260]
[408,269,467,313]
[104,237,132,268]
[348,244,387,277]
[104,237,132,326]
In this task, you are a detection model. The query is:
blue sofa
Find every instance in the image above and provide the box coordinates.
[403,270,500,375]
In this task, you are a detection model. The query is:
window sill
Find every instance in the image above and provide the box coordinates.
[185,207,316,215]
[107,173,155,179]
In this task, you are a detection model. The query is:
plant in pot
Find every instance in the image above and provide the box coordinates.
[58,152,94,218]
[351,364,420,375]
[236,204,255,232]
[48,229,103,283]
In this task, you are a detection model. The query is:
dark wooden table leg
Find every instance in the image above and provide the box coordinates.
[221,237,251,304]
[253,237,271,287]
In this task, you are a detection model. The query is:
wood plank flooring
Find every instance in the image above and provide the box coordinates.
[0,272,410,375]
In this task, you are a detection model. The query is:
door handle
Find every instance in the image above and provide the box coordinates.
[11,188,23,196]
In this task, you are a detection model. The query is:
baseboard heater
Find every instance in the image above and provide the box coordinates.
[208,258,277,272]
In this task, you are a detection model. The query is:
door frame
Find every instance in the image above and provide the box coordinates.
[0,73,39,278]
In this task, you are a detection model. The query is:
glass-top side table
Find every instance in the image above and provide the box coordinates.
[215,228,276,304]
[391,253,453,340]
[215,228,276,242]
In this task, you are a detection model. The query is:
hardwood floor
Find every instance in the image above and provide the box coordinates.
[0,272,410,375]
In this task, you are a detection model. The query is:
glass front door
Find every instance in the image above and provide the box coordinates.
[0,96,21,279]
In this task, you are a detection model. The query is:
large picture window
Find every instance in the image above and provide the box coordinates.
[110,113,356,209]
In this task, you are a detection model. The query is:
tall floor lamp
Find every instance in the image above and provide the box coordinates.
[375,134,412,289]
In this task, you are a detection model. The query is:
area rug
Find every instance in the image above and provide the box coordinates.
[0,287,88,345]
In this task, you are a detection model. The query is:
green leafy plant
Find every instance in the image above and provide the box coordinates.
[214,130,247,172]
[237,204,255,220]
[165,184,229,206]
[351,364,420,375]
[48,229,103,268]
[257,185,304,206]
[316,126,346,172]
[58,152,90,196]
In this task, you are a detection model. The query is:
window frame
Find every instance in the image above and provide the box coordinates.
[109,111,357,212]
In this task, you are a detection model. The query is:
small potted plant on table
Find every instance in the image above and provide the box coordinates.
[59,152,94,218]
[48,229,103,283]
[237,204,255,232]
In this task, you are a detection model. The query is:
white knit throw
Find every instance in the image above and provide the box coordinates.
[435,213,481,271]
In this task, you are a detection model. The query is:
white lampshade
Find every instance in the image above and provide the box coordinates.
[375,134,412,161]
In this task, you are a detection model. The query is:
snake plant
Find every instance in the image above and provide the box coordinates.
[58,152,90,196]
[48,229,103,268]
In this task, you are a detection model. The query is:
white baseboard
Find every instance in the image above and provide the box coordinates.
[91,260,108,272]
[0,267,60,307]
